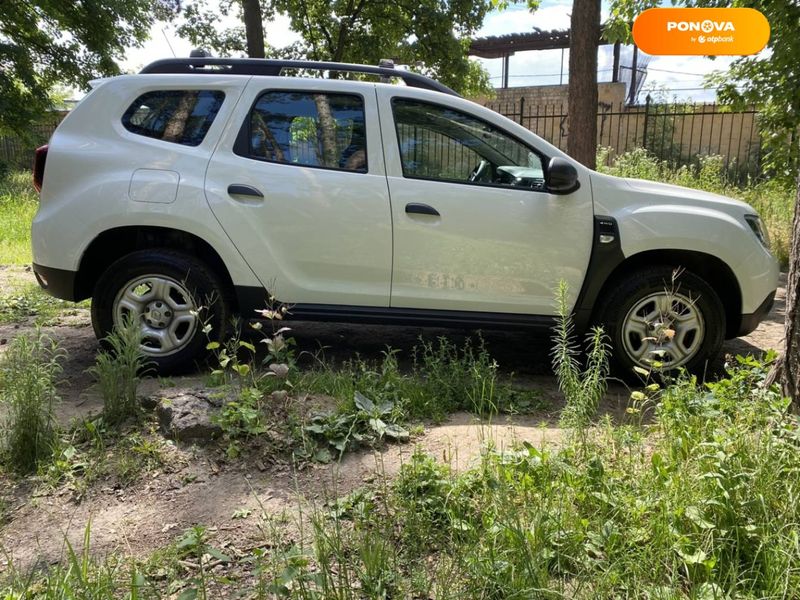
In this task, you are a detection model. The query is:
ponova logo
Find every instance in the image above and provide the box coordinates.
[666,20,736,33]
[633,8,770,55]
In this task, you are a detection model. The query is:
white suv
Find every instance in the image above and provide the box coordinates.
[31,57,779,374]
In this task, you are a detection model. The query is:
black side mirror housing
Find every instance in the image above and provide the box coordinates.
[546,157,580,195]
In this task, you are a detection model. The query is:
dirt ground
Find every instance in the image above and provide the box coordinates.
[0,266,787,572]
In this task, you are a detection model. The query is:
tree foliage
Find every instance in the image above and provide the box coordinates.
[175,0,494,96]
[0,0,177,137]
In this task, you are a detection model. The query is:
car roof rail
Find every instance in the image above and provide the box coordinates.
[139,57,461,97]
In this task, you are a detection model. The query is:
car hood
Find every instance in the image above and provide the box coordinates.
[622,177,754,215]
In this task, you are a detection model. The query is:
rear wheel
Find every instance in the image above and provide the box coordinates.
[596,266,725,376]
[91,250,231,374]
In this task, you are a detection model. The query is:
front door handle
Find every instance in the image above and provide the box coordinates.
[405,203,440,216]
[227,184,264,199]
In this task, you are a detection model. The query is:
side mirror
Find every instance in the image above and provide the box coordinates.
[546,157,580,195]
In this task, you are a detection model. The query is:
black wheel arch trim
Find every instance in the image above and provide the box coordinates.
[72,226,237,306]
[572,215,626,332]
[573,219,745,340]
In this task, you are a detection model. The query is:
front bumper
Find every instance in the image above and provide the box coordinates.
[32,263,78,301]
[737,290,776,337]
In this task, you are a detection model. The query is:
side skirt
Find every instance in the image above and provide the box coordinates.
[235,287,555,332]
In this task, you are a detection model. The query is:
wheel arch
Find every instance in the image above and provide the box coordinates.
[592,249,742,339]
[75,226,237,307]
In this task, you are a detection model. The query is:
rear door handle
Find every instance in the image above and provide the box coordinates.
[405,203,440,216]
[227,184,264,199]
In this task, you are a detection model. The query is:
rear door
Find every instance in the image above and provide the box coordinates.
[376,88,594,315]
[205,79,392,307]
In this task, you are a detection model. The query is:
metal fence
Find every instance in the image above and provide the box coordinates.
[483,96,764,182]
[0,116,65,171]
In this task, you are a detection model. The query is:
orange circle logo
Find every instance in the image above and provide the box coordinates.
[632,8,770,55]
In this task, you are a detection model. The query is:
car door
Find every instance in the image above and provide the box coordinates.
[376,88,594,316]
[205,79,393,307]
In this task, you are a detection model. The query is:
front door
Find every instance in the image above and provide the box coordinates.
[377,89,594,315]
[205,80,393,307]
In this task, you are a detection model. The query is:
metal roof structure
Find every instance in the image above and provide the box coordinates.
[470,30,578,58]
[469,28,623,90]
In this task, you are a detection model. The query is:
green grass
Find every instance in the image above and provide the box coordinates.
[258,356,800,598]
[598,148,796,267]
[297,336,542,423]
[3,356,797,598]
[0,330,63,474]
[0,282,88,325]
[0,171,37,265]
[205,321,544,461]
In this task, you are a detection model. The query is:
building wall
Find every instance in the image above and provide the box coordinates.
[474,82,628,111]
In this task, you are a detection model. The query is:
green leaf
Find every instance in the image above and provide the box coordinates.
[206,547,231,563]
[314,447,333,463]
[369,417,386,437]
[177,588,198,600]
[354,391,375,413]
[206,341,220,350]
[677,547,707,565]
[384,423,410,441]
[685,506,715,530]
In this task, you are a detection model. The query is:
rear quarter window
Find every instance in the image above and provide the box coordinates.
[121,90,225,146]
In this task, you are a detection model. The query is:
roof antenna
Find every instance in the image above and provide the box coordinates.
[190,48,213,58]
[161,28,177,57]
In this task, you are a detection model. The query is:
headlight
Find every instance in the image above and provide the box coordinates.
[745,214,771,250]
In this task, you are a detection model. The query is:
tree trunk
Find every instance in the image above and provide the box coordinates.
[313,94,338,167]
[241,0,265,58]
[567,0,601,169]
[768,173,800,404]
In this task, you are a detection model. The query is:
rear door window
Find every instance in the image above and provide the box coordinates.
[241,91,367,173]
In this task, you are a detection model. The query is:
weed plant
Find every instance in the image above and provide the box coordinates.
[551,280,609,432]
[88,316,149,425]
[0,330,64,474]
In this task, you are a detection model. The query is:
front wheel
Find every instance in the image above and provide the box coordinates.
[91,250,232,374]
[595,267,725,376]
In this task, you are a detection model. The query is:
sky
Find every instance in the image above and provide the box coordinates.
[119,0,741,103]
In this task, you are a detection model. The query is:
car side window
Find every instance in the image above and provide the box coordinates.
[122,90,225,146]
[246,91,367,173]
[392,98,545,190]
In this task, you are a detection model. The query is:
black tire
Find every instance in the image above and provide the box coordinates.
[91,250,232,374]
[595,266,725,377]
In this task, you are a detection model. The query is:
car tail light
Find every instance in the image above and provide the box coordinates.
[33,145,48,193]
